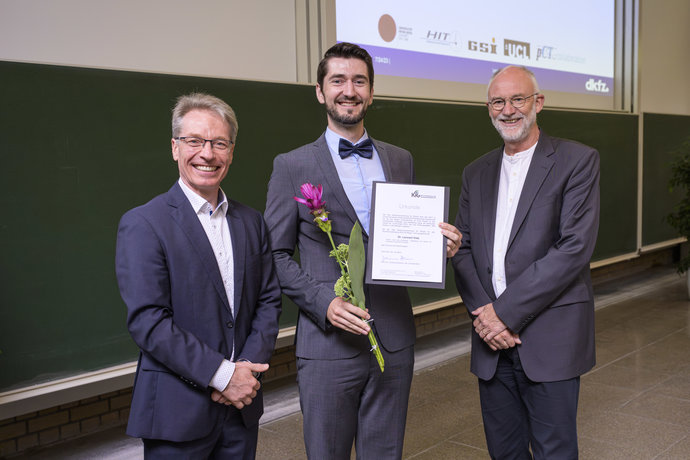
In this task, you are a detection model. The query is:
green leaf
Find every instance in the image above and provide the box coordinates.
[348,221,366,308]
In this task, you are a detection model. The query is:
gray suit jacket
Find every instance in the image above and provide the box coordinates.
[264,133,416,359]
[452,131,600,382]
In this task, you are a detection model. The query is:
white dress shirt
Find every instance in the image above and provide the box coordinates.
[178,179,236,391]
[492,143,537,297]
[325,127,386,234]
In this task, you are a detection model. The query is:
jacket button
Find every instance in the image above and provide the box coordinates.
[226,321,233,328]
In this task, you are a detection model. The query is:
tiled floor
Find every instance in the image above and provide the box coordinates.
[260,268,690,459]
[13,267,690,459]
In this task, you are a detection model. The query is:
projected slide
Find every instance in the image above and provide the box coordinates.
[336,0,615,98]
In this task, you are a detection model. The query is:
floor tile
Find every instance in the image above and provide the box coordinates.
[654,434,690,460]
[578,411,688,458]
[583,363,671,392]
[407,440,487,459]
[620,392,690,427]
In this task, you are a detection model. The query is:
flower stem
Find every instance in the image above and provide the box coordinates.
[327,230,384,373]
[367,330,385,372]
[326,231,347,277]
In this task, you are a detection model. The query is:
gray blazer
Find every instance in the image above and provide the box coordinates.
[264,134,416,359]
[452,131,600,382]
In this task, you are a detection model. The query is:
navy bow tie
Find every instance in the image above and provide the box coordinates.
[339,138,373,159]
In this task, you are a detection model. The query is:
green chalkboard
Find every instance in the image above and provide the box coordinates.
[642,113,690,246]
[0,61,641,391]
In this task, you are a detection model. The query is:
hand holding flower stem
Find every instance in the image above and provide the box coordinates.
[294,183,385,372]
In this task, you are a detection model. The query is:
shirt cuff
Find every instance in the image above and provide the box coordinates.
[209,359,236,392]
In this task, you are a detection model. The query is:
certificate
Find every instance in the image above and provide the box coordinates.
[366,182,449,289]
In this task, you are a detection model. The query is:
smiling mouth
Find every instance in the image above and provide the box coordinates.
[499,117,522,127]
[337,99,361,108]
[194,165,219,172]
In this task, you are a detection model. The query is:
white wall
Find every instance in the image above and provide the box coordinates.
[0,0,298,83]
[638,0,690,115]
[1,0,688,115]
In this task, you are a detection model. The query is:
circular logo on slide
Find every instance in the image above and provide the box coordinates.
[378,14,396,42]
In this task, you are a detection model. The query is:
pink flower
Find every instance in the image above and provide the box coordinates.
[294,182,331,233]
[294,183,326,216]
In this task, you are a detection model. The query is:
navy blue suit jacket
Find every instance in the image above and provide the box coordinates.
[116,182,281,441]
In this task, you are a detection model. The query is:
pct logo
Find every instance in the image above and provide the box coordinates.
[585,78,610,93]
[536,46,555,61]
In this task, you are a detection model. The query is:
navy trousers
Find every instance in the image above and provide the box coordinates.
[478,348,580,460]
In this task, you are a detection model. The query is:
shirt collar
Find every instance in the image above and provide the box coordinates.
[325,127,370,157]
[503,141,538,164]
[178,178,228,216]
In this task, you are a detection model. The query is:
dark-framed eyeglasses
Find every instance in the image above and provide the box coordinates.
[487,92,540,111]
[174,136,233,152]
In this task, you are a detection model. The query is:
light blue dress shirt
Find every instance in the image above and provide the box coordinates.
[325,127,386,234]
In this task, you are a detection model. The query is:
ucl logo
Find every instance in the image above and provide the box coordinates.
[504,39,530,59]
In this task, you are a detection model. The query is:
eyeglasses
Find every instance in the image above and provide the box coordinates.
[487,93,540,111]
[174,136,233,152]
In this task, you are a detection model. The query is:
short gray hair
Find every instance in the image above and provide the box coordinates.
[171,92,238,143]
[487,66,540,98]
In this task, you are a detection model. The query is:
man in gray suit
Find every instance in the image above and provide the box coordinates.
[265,43,461,459]
[452,66,600,459]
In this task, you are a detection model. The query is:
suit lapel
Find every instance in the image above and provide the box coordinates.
[312,134,360,226]
[227,202,245,320]
[480,149,502,266]
[167,183,232,313]
[507,134,555,251]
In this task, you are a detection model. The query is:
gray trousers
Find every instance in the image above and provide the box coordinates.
[297,345,415,460]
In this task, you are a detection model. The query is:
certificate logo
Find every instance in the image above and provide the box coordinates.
[504,39,530,59]
[378,14,397,42]
[411,190,437,199]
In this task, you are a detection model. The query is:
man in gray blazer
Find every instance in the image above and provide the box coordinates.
[452,66,600,459]
[265,43,461,459]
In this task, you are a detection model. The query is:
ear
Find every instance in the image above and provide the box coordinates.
[535,93,545,114]
[366,85,374,107]
[227,142,235,165]
[172,138,179,161]
[315,84,325,104]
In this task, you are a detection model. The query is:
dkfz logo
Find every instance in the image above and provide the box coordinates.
[585,78,610,93]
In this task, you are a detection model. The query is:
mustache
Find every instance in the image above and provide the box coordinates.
[336,96,362,103]
[495,113,524,121]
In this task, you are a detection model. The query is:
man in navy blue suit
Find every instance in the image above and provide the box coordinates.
[116,92,281,459]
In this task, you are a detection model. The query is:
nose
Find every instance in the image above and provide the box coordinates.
[199,140,214,158]
[342,79,356,96]
[500,99,518,116]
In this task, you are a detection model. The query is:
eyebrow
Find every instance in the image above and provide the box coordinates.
[329,73,369,81]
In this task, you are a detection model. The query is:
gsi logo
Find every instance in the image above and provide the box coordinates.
[585,78,610,93]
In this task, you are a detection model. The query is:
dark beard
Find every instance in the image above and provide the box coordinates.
[325,100,368,125]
